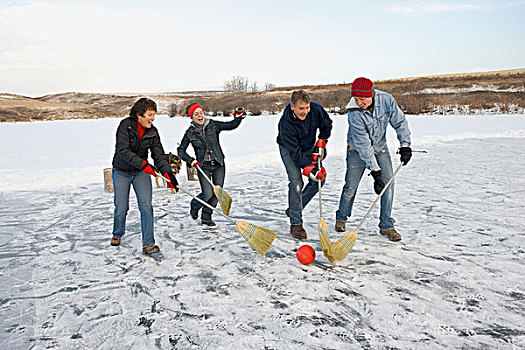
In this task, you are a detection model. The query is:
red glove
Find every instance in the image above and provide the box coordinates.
[312,139,327,162]
[141,160,158,177]
[302,163,327,182]
[190,160,202,168]
[164,171,179,192]
[232,107,246,118]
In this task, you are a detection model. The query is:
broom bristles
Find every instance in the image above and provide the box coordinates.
[332,231,357,261]
[214,186,232,216]
[318,219,334,262]
[236,221,277,256]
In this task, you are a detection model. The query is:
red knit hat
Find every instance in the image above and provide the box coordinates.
[187,103,203,118]
[351,77,374,98]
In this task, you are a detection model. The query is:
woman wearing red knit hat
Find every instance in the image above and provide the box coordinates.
[335,77,412,242]
[177,103,245,226]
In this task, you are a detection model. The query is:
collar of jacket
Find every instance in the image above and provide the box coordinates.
[127,117,156,138]
[345,95,376,113]
[283,103,308,124]
[191,117,210,130]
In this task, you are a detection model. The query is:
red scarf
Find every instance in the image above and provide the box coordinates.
[137,119,146,140]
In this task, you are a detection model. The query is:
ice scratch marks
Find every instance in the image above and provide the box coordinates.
[137,316,154,335]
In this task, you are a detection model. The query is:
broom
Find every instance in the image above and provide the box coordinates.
[196,165,232,216]
[155,171,277,256]
[316,157,334,262]
[332,163,404,261]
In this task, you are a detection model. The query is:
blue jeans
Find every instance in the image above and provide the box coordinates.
[192,161,225,221]
[112,169,155,248]
[336,146,395,231]
[279,145,325,225]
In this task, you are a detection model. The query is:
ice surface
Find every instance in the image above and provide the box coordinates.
[0,113,524,349]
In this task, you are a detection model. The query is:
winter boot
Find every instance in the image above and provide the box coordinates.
[380,229,401,242]
[110,237,121,246]
[202,219,216,227]
[142,244,160,255]
[290,224,307,239]
[190,208,198,220]
[335,221,346,232]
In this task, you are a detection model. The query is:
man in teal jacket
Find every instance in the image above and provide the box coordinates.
[335,77,412,241]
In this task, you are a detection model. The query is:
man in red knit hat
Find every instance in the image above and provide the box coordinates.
[335,77,412,242]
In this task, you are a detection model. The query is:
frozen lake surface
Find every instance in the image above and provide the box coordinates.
[0,113,524,349]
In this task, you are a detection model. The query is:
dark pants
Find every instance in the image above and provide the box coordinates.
[279,145,325,225]
[191,160,225,221]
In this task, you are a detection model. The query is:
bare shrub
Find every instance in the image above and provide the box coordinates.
[224,76,249,93]
[264,82,276,91]
[167,103,185,117]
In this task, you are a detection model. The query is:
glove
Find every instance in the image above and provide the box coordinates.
[141,160,158,177]
[312,139,327,162]
[232,107,246,118]
[370,170,385,195]
[191,160,202,168]
[302,163,327,182]
[399,146,412,165]
[164,171,179,192]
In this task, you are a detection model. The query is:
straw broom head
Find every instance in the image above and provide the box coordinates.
[332,231,357,261]
[318,219,334,262]
[236,221,277,256]
[214,186,232,216]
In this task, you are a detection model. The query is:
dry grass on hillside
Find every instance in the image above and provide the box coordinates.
[1,69,524,122]
[0,93,128,122]
[177,69,525,116]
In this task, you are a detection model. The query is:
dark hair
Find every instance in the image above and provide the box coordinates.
[130,98,157,119]
[291,90,310,105]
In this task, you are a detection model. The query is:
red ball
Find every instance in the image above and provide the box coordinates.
[296,245,315,265]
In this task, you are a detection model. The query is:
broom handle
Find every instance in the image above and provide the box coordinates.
[355,163,403,232]
[318,157,323,220]
[196,165,216,187]
[154,171,236,225]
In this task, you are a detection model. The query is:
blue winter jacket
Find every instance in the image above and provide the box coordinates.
[276,102,333,168]
[346,90,411,171]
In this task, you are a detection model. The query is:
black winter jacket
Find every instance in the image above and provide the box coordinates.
[276,102,333,168]
[112,116,170,175]
[177,117,243,166]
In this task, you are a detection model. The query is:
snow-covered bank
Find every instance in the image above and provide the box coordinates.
[0,114,524,349]
[1,114,524,191]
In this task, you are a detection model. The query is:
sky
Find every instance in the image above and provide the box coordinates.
[0,0,524,97]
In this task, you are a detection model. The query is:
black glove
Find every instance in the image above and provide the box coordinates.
[164,171,179,192]
[370,170,385,195]
[399,147,412,166]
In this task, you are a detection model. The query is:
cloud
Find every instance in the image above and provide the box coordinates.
[388,2,492,14]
